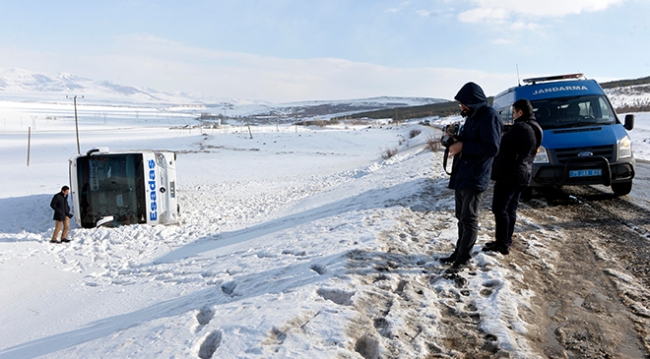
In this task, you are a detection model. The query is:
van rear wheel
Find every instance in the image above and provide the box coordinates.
[611,181,632,196]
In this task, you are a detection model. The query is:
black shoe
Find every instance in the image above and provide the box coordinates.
[446,259,469,273]
[483,241,498,249]
[439,253,457,265]
[50,239,60,244]
[61,238,71,243]
[482,243,509,255]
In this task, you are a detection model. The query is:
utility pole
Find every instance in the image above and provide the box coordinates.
[27,127,31,166]
[67,95,84,154]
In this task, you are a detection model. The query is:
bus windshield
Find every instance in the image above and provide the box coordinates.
[76,154,147,228]
[532,95,617,129]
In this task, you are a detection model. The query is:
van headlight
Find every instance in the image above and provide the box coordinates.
[534,146,549,163]
[618,136,632,159]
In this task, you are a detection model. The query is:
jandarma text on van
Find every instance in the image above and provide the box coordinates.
[532,86,589,95]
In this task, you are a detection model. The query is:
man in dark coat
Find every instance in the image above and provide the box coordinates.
[50,185,73,243]
[441,82,502,270]
[485,99,542,254]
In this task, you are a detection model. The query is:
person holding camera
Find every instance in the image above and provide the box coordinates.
[484,99,542,255]
[440,82,502,270]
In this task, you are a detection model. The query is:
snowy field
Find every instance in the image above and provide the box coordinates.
[1,101,650,358]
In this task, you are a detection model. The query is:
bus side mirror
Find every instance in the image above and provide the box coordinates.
[624,114,634,131]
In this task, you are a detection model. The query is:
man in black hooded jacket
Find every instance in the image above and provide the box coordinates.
[50,185,73,243]
[484,99,542,255]
[441,82,501,270]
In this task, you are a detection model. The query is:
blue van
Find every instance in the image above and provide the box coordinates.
[492,74,635,196]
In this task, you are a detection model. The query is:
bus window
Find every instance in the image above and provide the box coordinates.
[76,154,146,228]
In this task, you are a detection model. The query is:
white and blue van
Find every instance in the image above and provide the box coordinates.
[492,73,635,196]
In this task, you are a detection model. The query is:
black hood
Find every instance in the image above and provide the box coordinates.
[454,82,488,110]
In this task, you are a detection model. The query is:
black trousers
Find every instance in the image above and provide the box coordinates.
[453,189,484,263]
[491,181,527,247]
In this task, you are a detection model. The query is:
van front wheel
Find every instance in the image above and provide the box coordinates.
[611,181,632,196]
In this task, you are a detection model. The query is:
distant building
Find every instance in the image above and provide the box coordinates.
[197,113,222,127]
[375,118,393,126]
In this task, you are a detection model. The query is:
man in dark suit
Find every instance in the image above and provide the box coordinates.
[50,186,73,243]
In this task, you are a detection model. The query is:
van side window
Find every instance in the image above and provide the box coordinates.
[499,106,513,125]
[598,97,616,120]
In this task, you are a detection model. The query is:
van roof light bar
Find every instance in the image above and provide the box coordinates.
[522,73,585,84]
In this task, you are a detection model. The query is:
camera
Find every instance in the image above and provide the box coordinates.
[441,122,462,148]
[440,121,463,175]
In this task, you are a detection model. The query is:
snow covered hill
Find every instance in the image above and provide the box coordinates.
[0,68,447,121]
[4,67,647,125]
[0,68,211,104]
[605,84,650,111]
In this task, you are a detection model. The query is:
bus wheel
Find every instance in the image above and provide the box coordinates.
[612,181,632,196]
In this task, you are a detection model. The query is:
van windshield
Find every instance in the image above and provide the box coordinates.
[531,95,617,129]
[76,154,147,228]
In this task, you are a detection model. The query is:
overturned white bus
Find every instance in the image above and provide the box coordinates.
[69,148,179,228]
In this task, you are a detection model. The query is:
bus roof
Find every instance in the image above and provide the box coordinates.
[73,148,175,157]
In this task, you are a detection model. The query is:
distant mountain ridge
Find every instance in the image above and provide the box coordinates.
[600,76,650,89]
[0,68,448,119]
[337,75,650,120]
[5,67,644,118]
[0,68,225,105]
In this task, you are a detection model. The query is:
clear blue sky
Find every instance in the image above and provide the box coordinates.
[1,0,648,103]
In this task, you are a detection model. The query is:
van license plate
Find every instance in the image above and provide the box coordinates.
[569,169,602,177]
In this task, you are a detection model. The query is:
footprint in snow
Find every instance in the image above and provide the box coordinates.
[197,330,222,359]
[479,278,503,297]
[221,281,237,296]
[310,264,326,275]
[317,287,355,306]
[195,306,216,333]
